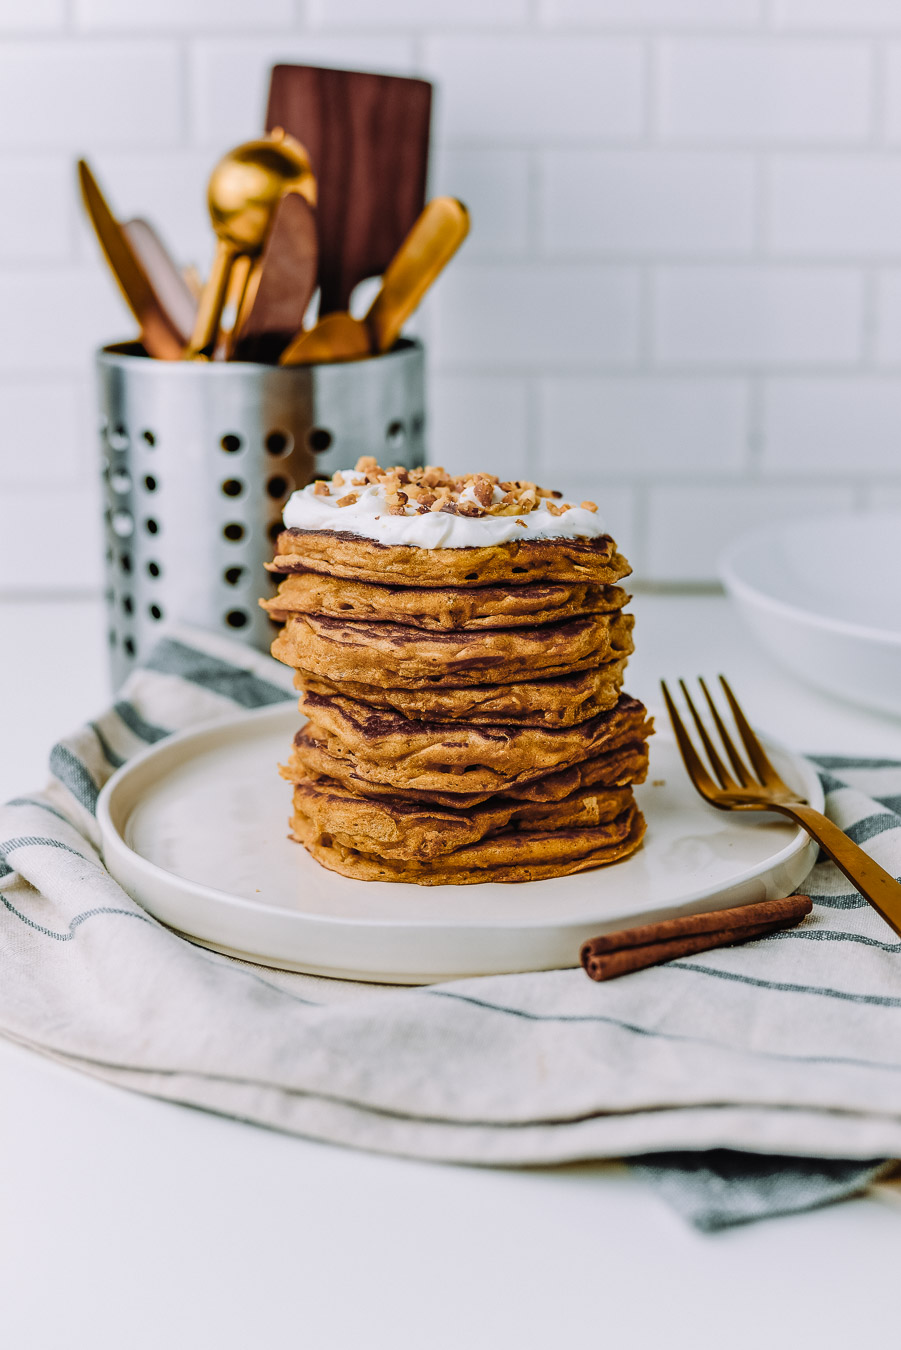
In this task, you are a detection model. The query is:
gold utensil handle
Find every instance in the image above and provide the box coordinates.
[366,197,469,354]
[779,803,901,939]
[223,255,257,359]
[183,239,237,359]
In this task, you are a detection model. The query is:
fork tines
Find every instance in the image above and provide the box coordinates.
[661,675,786,799]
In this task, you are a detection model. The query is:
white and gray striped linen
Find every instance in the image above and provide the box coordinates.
[2,626,901,1230]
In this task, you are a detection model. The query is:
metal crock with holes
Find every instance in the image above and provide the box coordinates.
[97,339,426,690]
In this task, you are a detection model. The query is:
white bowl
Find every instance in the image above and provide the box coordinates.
[720,513,901,718]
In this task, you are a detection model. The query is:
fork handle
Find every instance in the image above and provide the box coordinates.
[775,803,901,939]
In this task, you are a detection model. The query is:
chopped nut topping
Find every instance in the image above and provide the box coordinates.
[471,475,494,509]
[315,462,589,520]
[515,518,527,527]
[581,500,598,513]
[313,479,329,495]
[335,493,357,507]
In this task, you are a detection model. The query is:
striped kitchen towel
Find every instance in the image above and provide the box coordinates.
[2,626,901,1231]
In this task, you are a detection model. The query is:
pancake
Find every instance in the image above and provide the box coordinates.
[272,610,634,687]
[501,741,649,803]
[291,801,646,885]
[270,528,631,588]
[286,694,653,805]
[283,736,650,810]
[289,776,635,862]
[262,571,630,631]
[300,687,650,780]
[267,462,646,884]
[295,654,629,727]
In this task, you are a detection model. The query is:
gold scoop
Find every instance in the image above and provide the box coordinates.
[183,129,315,360]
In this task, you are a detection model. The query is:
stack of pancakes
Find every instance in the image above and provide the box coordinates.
[264,463,653,885]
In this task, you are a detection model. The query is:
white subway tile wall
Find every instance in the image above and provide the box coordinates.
[762,377,901,474]
[652,266,864,365]
[0,0,898,590]
[0,42,184,149]
[0,1,66,33]
[542,150,757,256]
[432,263,642,366]
[646,481,855,582]
[537,377,749,477]
[657,39,873,145]
[876,270,901,363]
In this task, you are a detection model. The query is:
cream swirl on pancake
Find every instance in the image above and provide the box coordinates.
[282,468,608,548]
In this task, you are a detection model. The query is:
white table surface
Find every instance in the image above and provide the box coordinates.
[2,592,900,1350]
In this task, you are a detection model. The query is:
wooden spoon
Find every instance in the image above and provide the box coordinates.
[183,130,316,359]
[279,197,469,367]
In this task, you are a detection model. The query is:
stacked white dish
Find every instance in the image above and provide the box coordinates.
[721,513,901,718]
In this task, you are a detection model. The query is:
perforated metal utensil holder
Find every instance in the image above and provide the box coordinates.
[97,339,426,690]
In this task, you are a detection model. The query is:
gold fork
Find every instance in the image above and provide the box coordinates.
[661,676,901,939]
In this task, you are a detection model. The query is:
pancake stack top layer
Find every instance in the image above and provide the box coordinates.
[263,458,653,885]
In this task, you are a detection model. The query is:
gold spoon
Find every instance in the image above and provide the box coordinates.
[184,129,315,360]
[279,196,468,367]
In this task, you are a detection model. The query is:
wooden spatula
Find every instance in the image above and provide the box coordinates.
[266,64,432,315]
[229,193,318,363]
[122,218,196,346]
[367,196,469,354]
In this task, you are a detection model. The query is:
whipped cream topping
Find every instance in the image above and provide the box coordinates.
[282,469,609,549]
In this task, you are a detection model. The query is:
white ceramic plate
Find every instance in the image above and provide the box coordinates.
[721,513,901,717]
[97,704,821,984]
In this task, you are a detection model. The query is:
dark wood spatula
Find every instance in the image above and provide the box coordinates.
[230,192,318,363]
[265,64,432,315]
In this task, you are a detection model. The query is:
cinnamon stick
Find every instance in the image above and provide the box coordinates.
[581,895,812,982]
